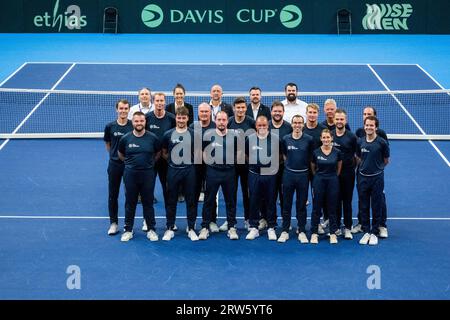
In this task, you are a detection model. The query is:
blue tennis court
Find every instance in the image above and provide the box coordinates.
[0,34,449,300]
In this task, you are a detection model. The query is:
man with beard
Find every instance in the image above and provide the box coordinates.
[246,86,271,121]
[199,111,239,240]
[281,82,308,123]
[161,106,199,241]
[190,103,219,232]
[118,112,161,242]
[246,115,280,241]
[128,87,153,120]
[257,101,292,231]
[332,109,357,240]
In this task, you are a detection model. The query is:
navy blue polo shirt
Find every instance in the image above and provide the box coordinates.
[321,120,351,132]
[162,128,195,168]
[103,120,133,162]
[246,132,280,175]
[312,147,342,178]
[281,133,314,172]
[270,120,292,141]
[145,111,176,139]
[303,122,327,150]
[332,129,357,169]
[118,131,161,170]
[356,136,390,176]
[355,127,389,144]
[203,130,237,170]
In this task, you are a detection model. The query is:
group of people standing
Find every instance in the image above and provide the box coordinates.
[104,83,390,246]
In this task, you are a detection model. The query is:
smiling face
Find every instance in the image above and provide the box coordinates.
[250,89,261,105]
[334,112,347,130]
[139,89,151,106]
[291,116,304,134]
[234,102,247,118]
[210,85,223,102]
[271,105,284,122]
[132,114,146,133]
[364,119,377,136]
[320,131,332,147]
[285,85,297,102]
[116,101,130,120]
[256,117,269,136]
[174,87,185,105]
[153,94,165,112]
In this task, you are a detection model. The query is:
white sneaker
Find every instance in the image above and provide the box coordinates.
[335,229,342,237]
[198,192,204,202]
[330,234,338,244]
[147,230,159,241]
[178,195,185,202]
[298,232,309,244]
[267,228,277,241]
[310,233,319,244]
[321,219,329,229]
[142,220,148,232]
[162,230,174,241]
[318,224,325,235]
[379,227,388,238]
[219,221,228,232]
[246,228,259,240]
[172,224,178,231]
[277,231,289,243]
[227,227,239,240]
[359,233,371,245]
[108,223,119,235]
[185,223,196,233]
[187,229,199,241]
[369,234,378,245]
[198,228,209,240]
[258,218,268,231]
[209,222,219,233]
[344,228,353,240]
[121,231,133,242]
[351,224,363,234]
[244,220,250,231]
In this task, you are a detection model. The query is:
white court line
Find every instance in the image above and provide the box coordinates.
[0,216,449,220]
[415,64,449,90]
[367,64,450,168]
[0,63,76,151]
[0,62,28,87]
[25,61,419,66]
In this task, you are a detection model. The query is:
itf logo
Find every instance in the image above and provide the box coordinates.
[141,4,164,28]
[362,4,413,30]
[279,5,302,29]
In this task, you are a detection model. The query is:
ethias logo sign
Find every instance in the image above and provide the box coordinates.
[33,0,87,31]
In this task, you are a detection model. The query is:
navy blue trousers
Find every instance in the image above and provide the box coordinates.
[235,164,250,220]
[166,166,197,230]
[195,164,217,223]
[357,173,388,228]
[337,167,355,229]
[310,175,339,234]
[123,169,156,232]
[281,170,309,232]
[248,171,278,229]
[107,159,124,224]
[201,167,236,229]
[357,173,384,234]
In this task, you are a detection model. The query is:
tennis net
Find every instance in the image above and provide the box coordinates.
[0,88,449,140]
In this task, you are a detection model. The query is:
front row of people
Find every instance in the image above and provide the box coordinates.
[104,98,390,245]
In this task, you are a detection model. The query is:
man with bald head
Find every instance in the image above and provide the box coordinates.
[128,87,153,120]
[209,84,233,121]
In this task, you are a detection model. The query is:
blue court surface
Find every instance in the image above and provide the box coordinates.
[0,34,449,300]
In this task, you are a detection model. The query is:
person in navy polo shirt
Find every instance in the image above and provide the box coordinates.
[352,106,389,238]
[199,111,239,241]
[278,115,313,243]
[356,116,390,246]
[332,109,357,240]
[219,96,255,231]
[118,112,161,242]
[161,106,199,242]
[104,99,133,236]
[246,115,280,241]
[143,93,176,232]
[310,129,342,245]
